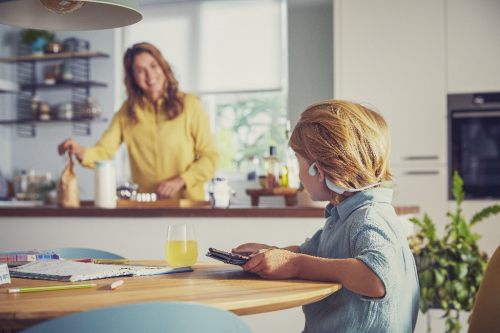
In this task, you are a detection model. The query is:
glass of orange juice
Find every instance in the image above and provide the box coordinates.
[165,224,198,267]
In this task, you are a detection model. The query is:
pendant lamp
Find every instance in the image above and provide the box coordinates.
[0,0,142,30]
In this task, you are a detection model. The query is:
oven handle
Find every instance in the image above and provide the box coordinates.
[452,111,500,118]
[405,156,439,161]
[405,171,440,175]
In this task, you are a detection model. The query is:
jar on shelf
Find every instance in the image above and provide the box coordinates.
[62,61,73,82]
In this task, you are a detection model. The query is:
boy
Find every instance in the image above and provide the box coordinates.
[233,100,419,332]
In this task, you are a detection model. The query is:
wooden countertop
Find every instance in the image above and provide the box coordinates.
[0,203,419,218]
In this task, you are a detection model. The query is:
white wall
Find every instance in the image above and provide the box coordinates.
[0,25,17,178]
[287,0,333,129]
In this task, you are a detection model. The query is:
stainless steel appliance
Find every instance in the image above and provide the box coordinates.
[448,92,500,199]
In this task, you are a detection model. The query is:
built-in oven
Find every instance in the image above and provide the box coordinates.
[448,92,500,199]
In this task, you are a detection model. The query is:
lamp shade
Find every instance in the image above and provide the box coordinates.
[0,0,142,30]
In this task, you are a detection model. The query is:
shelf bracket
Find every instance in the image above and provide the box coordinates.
[16,124,35,138]
[72,122,91,136]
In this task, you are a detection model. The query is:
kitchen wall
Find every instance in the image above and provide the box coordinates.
[287,0,333,129]
[0,25,17,178]
[0,0,334,201]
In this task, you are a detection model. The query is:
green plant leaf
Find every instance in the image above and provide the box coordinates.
[409,217,424,229]
[434,268,446,287]
[419,270,432,288]
[452,171,465,206]
[408,171,500,332]
[470,205,500,226]
[453,263,468,280]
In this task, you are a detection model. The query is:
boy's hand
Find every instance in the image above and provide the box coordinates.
[242,248,300,279]
[232,243,276,256]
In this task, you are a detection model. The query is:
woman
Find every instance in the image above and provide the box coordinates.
[58,42,219,200]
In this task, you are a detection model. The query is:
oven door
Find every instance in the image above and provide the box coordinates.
[451,110,500,199]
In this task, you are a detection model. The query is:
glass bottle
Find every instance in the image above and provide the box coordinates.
[265,146,280,189]
[27,167,37,201]
[283,120,300,189]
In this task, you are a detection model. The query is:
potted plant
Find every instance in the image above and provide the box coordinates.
[19,29,55,55]
[408,171,500,333]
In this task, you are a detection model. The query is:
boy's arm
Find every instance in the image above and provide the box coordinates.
[242,249,385,298]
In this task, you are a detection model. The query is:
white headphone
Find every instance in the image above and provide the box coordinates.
[308,163,382,195]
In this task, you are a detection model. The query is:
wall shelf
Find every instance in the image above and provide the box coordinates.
[19,81,107,90]
[0,117,108,137]
[0,38,109,137]
[0,51,109,63]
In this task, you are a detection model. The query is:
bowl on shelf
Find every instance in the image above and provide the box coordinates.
[79,97,102,118]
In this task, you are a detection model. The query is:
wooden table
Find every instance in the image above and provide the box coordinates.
[0,261,342,331]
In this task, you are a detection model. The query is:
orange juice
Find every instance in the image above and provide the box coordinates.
[165,240,198,267]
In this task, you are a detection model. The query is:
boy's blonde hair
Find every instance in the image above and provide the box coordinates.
[289,100,392,191]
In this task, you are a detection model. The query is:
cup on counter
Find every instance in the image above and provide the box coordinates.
[165,224,198,267]
[94,160,116,208]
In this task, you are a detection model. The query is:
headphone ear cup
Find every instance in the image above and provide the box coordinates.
[309,164,318,176]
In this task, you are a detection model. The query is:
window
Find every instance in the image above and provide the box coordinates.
[201,91,287,178]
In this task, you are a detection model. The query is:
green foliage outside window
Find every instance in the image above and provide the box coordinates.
[215,92,287,174]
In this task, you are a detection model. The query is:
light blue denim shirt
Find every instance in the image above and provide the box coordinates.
[300,188,419,333]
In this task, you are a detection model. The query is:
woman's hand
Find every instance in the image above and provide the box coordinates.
[156,176,186,199]
[232,243,276,255]
[242,248,301,279]
[58,138,84,161]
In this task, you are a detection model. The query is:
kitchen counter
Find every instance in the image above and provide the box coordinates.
[0,203,419,218]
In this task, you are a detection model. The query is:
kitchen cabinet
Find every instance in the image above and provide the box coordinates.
[390,166,448,233]
[447,0,500,93]
[333,0,447,166]
[0,38,109,137]
[333,0,448,221]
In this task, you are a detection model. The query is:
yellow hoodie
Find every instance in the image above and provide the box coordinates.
[81,93,219,200]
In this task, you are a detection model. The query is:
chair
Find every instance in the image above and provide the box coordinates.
[21,301,253,333]
[43,247,125,259]
[467,245,500,333]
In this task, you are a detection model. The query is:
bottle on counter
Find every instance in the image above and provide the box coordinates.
[282,120,300,189]
[265,146,280,189]
[27,167,37,200]
[94,160,116,208]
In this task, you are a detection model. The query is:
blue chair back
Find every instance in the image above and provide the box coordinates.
[21,301,252,333]
[43,247,125,259]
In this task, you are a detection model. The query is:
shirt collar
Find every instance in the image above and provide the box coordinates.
[324,188,393,219]
[138,95,164,111]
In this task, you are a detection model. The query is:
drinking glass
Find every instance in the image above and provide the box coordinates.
[165,224,198,267]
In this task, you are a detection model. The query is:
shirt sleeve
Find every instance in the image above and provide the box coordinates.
[80,107,125,169]
[178,96,219,189]
[300,228,323,256]
[349,209,398,302]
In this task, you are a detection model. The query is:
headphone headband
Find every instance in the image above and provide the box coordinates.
[309,163,382,195]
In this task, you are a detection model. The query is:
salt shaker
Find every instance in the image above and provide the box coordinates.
[94,160,116,208]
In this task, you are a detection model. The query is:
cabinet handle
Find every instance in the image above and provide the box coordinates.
[405,171,440,175]
[405,156,439,161]
[452,111,500,118]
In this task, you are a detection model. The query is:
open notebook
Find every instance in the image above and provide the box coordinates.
[9,259,193,282]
